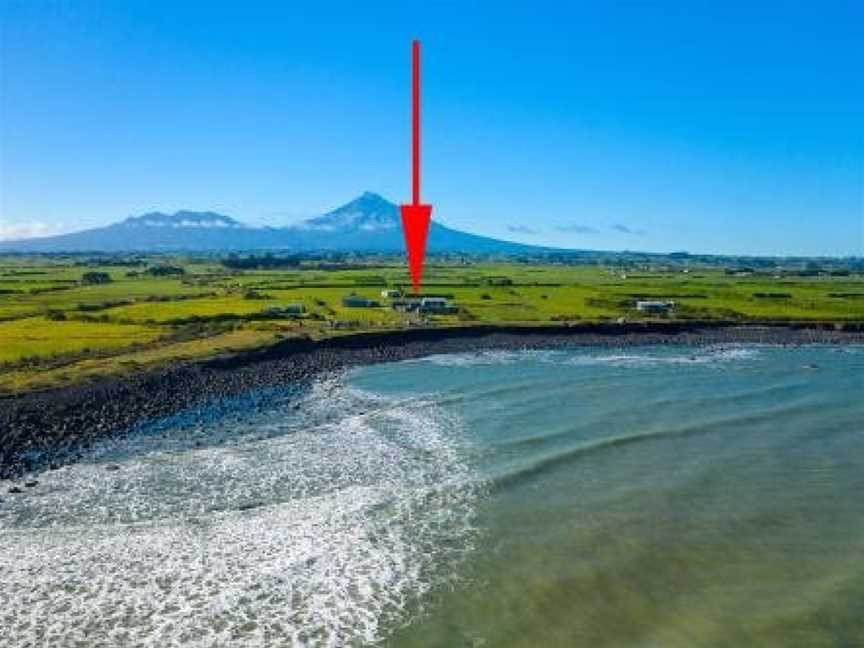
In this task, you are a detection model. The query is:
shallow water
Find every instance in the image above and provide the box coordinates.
[1,345,863,647]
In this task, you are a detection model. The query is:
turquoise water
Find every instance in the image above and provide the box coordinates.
[356,345,864,647]
[1,345,862,647]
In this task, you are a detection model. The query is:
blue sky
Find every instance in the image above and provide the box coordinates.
[1,0,861,255]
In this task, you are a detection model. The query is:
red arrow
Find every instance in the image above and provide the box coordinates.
[400,39,432,293]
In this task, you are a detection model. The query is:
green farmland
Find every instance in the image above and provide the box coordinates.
[0,255,861,393]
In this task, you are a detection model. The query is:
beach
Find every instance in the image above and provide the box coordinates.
[2,321,862,479]
[1,341,862,646]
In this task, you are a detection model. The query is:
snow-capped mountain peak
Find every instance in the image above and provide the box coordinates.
[299,192,399,232]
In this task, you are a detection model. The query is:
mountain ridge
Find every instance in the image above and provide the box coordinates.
[0,193,553,254]
[120,211,244,229]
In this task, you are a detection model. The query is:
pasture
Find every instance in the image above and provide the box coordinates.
[0,254,861,392]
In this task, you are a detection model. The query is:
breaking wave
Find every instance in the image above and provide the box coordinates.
[415,345,760,369]
[416,349,559,367]
[563,345,760,367]
[0,375,480,647]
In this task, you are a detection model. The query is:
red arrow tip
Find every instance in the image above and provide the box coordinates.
[400,203,432,292]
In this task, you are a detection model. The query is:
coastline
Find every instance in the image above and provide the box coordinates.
[2,321,862,478]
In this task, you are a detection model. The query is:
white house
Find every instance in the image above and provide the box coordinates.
[636,300,675,314]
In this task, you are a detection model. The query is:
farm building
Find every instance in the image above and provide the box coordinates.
[392,297,458,314]
[636,300,675,314]
[342,295,380,308]
[381,289,402,298]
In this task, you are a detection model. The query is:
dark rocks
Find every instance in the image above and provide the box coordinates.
[1,322,861,479]
[24,480,38,488]
[8,486,23,494]
[105,464,121,471]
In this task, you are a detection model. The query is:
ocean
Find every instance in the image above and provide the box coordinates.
[1,344,862,647]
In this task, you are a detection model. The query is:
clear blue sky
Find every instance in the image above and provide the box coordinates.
[1,0,862,255]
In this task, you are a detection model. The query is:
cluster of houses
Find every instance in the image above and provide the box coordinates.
[258,289,458,321]
[341,290,458,315]
[392,296,458,315]
[260,293,665,321]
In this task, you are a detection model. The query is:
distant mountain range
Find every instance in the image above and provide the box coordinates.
[0,192,552,254]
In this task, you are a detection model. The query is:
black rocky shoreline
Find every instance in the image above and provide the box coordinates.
[1,321,862,479]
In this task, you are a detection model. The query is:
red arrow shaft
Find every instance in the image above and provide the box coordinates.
[412,39,421,206]
[401,40,431,293]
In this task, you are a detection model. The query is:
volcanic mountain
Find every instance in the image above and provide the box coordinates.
[0,193,550,254]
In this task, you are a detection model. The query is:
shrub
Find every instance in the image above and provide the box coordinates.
[81,271,112,284]
[752,292,792,299]
[146,265,185,277]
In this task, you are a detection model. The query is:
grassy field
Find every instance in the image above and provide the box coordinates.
[0,318,164,364]
[0,255,861,393]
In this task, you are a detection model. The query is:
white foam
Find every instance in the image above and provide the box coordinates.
[414,346,760,370]
[417,349,557,368]
[0,378,479,647]
[561,345,760,368]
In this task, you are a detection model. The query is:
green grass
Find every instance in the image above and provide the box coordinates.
[0,317,163,364]
[0,328,279,393]
[0,279,213,320]
[106,295,282,323]
[0,254,862,393]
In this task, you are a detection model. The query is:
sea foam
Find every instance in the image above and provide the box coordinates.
[415,345,759,370]
[0,376,479,647]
